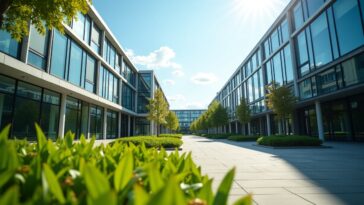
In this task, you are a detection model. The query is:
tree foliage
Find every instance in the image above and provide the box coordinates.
[236,97,251,125]
[0,0,90,41]
[147,89,169,136]
[265,83,296,120]
[165,111,179,132]
[190,100,228,133]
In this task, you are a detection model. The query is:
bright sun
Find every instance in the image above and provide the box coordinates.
[231,0,285,23]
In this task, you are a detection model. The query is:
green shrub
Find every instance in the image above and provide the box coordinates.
[257,135,322,147]
[116,136,183,148]
[0,124,252,205]
[203,134,232,139]
[227,135,260,142]
[158,133,183,138]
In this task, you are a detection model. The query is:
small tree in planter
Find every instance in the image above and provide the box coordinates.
[266,83,296,135]
[165,111,179,133]
[236,97,251,135]
[147,89,169,136]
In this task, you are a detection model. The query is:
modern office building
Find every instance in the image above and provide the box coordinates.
[173,110,206,133]
[0,5,168,140]
[211,0,364,141]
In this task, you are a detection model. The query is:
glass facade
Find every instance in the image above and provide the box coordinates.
[106,110,118,139]
[137,73,152,113]
[28,25,49,70]
[122,83,135,111]
[99,65,119,103]
[174,110,206,133]
[0,30,20,58]
[0,75,60,140]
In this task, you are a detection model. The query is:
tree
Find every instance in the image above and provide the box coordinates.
[236,97,251,134]
[165,111,179,133]
[212,102,229,133]
[266,83,296,134]
[146,88,169,136]
[0,0,89,41]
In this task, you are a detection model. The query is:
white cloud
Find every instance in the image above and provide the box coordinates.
[172,69,185,77]
[164,79,175,86]
[190,72,218,85]
[126,47,182,70]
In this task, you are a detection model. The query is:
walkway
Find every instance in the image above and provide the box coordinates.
[182,135,364,205]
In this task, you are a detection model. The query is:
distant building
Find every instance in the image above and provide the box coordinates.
[173,110,206,133]
[0,5,168,140]
[211,0,364,141]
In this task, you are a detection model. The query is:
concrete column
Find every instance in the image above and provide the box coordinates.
[58,94,67,139]
[127,115,131,136]
[20,24,31,63]
[103,108,107,140]
[315,101,325,141]
[247,122,251,136]
[266,114,271,136]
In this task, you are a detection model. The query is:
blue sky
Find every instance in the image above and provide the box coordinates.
[94,0,290,109]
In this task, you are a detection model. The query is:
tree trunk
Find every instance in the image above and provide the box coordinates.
[0,0,11,28]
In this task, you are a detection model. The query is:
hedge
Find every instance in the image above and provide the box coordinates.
[0,124,252,205]
[115,136,183,148]
[257,135,322,147]
[158,133,183,138]
[227,135,260,142]
[201,134,232,139]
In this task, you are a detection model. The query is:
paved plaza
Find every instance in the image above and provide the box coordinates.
[182,135,364,205]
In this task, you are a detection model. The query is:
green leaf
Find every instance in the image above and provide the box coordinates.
[197,179,213,204]
[114,150,134,192]
[87,191,117,205]
[213,168,235,205]
[0,185,19,205]
[35,123,47,151]
[233,195,253,205]
[147,176,186,205]
[83,163,110,199]
[64,131,74,148]
[0,124,11,143]
[0,170,14,187]
[134,185,149,205]
[147,162,164,193]
[42,164,66,204]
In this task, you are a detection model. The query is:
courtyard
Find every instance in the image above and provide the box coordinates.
[183,135,364,205]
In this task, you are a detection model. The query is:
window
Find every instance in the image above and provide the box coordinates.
[72,13,90,42]
[50,31,68,79]
[333,0,364,55]
[40,90,60,140]
[265,61,273,85]
[0,75,15,131]
[281,19,289,43]
[342,53,364,86]
[98,66,119,103]
[122,83,135,111]
[264,39,270,59]
[85,55,96,92]
[89,105,103,139]
[68,42,83,86]
[316,68,337,95]
[91,24,101,54]
[273,53,283,85]
[28,25,49,70]
[13,82,42,139]
[106,110,118,139]
[65,97,81,136]
[299,78,313,99]
[284,45,294,83]
[0,30,20,58]
[306,0,325,17]
[293,1,304,30]
[271,30,280,52]
[310,13,332,67]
